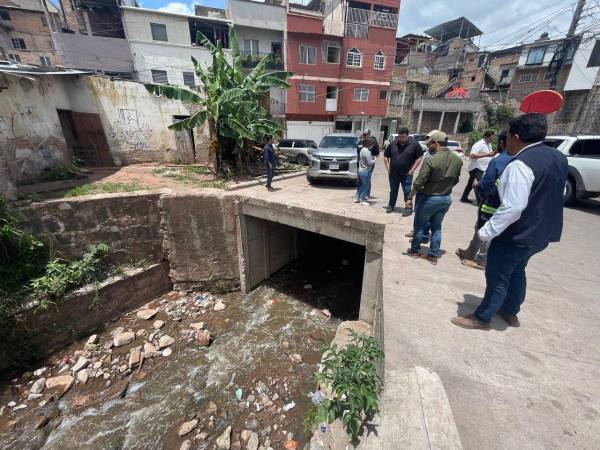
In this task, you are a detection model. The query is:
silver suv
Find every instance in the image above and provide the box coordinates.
[276,139,318,165]
[307,133,359,185]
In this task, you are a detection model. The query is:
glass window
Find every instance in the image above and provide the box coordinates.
[150,23,168,42]
[41,16,47,27]
[574,140,600,157]
[1,10,11,20]
[243,39,259,56]
[319,136,358,148]
[353,88,368,102]
[526,47,545,65]
[326,86,337,99]
[299,45,316,64]
[279,140,293,148]
[346,48,362,67]
[477,54,486,68]
[8,53,20,63]
[183,71,195,86]
[326,45,340,63]
[299,84,315,102]
[374,50,385,70]
[588,39,600,68]
[39,56,51,66]
[499,69,510,81]
[151,69,168,84]
[11,38,26,49]
[544,138,565,149]
[519,74,533,82]
[379,89,387,100]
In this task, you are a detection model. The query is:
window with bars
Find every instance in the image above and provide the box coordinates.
[299,84,315,102]
[353,88,368,102]
[49,39,54,50]
[150,23,168,42]
[519,74,533,83]
[346,48,362,67]
[0,10,11,20]
[8,53,20,63]
[374,51,385,70]
[40,56,51,67]
[379,89,387,100]
[183,71,195,86]
[299,45,316,64]
[151,69,169,84]
[326,44,340,63]
[11,38,26,49]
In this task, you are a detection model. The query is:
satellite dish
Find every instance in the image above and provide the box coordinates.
[519,90,563,114]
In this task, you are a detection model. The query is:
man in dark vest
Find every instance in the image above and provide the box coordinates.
[452,113,568,330]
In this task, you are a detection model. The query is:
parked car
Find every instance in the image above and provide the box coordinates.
[383,133,428,151]
[307,133,359,185]
[544,135,600,205]
[275,139,318,165]
[446,140,464,155]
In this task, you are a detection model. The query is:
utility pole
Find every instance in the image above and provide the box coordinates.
[549,0,586,89]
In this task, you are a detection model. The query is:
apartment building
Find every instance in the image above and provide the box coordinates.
[121,5,231,87]
[285,0,399,143]
[0,0,61,66]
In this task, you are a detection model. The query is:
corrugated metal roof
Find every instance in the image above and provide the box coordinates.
[0,63,89,75]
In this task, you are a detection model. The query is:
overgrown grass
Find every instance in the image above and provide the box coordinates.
[152,166,225,189]
[62,182,145,198]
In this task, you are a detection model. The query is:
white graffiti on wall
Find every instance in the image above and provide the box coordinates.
[108,108,153,152]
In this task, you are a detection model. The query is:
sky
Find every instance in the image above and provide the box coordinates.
[141,0,576,50]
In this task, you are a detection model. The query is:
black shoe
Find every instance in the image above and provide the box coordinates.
[405,248,420,258]
[402,208,413,217]
[386,206,393,213]
[460,198,472,204]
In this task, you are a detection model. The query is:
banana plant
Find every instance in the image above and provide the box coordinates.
[145,28,292,175]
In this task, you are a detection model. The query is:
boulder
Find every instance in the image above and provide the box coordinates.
[206,400,218,414]
[143,343,159,358]
[128,350,142,368]
[247,432,259,450]
[213,301,226,312]
[46,375,74,395]
[195,330,211,347]
[241,430,252,442]
[178,418,198,436]
[216,425,232,449]
[162,348,173,357]
[189,322,205,331]
[86,335,99,345]
[72,357,90,373]
[113,332,135,347]
[152,320,165,330]
[136,309,159,320]
[180,440,191,450]
[158,335,175,349]
[30,378,46,395]
[77,369,89,384]
[290,354,302,364]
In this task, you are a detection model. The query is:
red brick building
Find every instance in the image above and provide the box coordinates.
[285,0,399,143]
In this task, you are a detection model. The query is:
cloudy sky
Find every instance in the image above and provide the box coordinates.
[142,0,576,49]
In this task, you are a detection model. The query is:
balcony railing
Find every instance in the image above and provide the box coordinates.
[346,7,398,29]
[345,23,369,38]
[289,0,323,13]
[240,52,284,70]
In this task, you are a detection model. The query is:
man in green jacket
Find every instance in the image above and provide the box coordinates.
[405,130,463,264]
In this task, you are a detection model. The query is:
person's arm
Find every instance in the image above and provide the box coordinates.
[478,161,534,242]
[383,145,391,173]
[476,160,498,197]
[470,141,495,159]
[406,158,432,207]
[409,157,423,176]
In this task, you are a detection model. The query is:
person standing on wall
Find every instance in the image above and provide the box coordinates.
[460,130,496,203]
[456,131,512,270]
[359,129,379,200]
[263,135,276,191]
[404,130,462,264]
[452,113,568,330]
[384,128,423,215]
[355,143,376,205]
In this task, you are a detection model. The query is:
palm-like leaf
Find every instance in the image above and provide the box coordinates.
[145,84,203,103]
[168,110,208,131]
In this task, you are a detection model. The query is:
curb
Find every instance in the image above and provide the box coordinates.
[225,171,306,191]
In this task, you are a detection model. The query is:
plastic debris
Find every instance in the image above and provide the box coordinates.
[310,390,325,406]
[235,388,243,401]
[282,401,296,412]
[320,424,328,433]
[194,294,207,305]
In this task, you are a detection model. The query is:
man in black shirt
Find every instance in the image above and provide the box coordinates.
[384,127,424,215]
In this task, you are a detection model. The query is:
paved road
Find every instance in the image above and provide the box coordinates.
[241,161,600,449]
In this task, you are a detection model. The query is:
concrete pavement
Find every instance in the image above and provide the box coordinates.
[239,160,600,449]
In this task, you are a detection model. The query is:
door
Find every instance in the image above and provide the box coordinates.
[173,116,195,164]
[70,112,113,166]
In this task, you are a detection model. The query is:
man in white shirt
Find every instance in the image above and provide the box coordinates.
[460,130,496,203]
[451,114,568,330]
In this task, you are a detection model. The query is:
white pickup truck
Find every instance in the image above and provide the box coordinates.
[545,136,600,205]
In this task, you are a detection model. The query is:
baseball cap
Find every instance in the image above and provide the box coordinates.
[425,130,448,144]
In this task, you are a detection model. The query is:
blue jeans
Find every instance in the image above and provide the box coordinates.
[266,166,274,188]
[366,164,375,196]
[474,241,544,322]
[388,174,413,210]
[411,194,452,257]
[414,193,430,237]
[357,170,371,201]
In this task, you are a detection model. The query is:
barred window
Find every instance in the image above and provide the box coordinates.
[353,88,369,102]
[299,84,315,102]
[346,48,362,67]
[374,50,385,70]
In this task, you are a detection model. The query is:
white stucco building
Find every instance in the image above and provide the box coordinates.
[121,5,232,87]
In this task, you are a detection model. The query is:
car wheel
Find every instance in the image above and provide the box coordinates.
[296,154,309,165]
[307,176,320,185]
[564,177,576,206]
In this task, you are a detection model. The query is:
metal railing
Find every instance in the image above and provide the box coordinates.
[345,23,369,38]
[346,7,398,29]
[289,0,323,13]
[240,51,284,70]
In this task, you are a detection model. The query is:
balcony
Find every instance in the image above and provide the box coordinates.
[289,0,323,13]
[346,7,398,30]
[345,23,369,38]
[240,52,284,70]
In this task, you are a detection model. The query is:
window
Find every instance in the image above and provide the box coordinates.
[279,140,293,148]
[151,69,168,84]
[588,39,600,68]
[379,89,387,100]
[11,38,26,49]
[326,86,337,99]
[571,140,600,157]
[183,71,195,86]
[374,50,385,70]
[471,76,476,81]
[499,69,510,82]
[519,74,532,83]
[150,23,168,42]
[39,56,51,66]
[326,44,340,63]
[41,16,47,27]
[49,39,54,50]
[526,47,545,65]
[8,53,20,63]
[0,10,10,20]
[353,88,368,102]
[299,45,316,64]
[346,48,362,67]
[543,72,553,80]
[243,39,259,56]
[389,90,402,105]
[299,84,315,102]
[477,54,486,68]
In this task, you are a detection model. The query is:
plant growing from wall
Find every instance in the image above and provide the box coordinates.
[145,28,293,175]
[305,331,384,445]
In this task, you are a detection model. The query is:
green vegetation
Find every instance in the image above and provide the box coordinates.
[39,164,81,183]
[305,331,384,444]
[62,182,145,198]
[145,27,292,175]
[152,166,226,188]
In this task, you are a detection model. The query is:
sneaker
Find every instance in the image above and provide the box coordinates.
[404,248,419,258]
[497,310,520,327]
[402,209,413,217]
[451,314,490,330]
[386,206,393,213]
[421,254,438,265]
[455,248,470,259]
[354,198,361,203]
[360,200,370,206]
[461,258,484,270]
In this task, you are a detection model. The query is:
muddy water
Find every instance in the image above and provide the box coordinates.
[0,256,362,450]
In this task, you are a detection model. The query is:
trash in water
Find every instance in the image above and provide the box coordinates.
[282,401,296,412]
[235,388,243,400]
[310,390,325,405]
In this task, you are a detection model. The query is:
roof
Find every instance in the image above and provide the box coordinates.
[424,17,483,41]
[397,33,430,41]
[228,0,285,31]
[120,5,231,23]
[0,62,89,75]
[0,0,44,12]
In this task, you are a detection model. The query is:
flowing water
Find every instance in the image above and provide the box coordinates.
[0,249,363,450]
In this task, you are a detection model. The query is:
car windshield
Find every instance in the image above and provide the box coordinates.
[319,136,358,148]
[544,138,565,149]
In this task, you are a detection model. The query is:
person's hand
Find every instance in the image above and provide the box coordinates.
[406,199,413,210]
[408,169,415,176]
[268,162,273,169]
[472,179,478,188]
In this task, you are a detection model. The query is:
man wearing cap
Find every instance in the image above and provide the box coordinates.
[405,130,463,264]
[452,113,567,329]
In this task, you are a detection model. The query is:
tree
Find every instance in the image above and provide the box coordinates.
[145,29,292,175]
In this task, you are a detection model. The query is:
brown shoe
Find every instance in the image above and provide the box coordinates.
[461,258,485,270]
[405,231,414,238]
[451,314,490,330]
[421,254,438,265]
[497,310,520,327]
[455,248,470,259]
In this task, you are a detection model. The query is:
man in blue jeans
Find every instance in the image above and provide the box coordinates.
[384,127,423,215]
[452,113,568,329]
[405,130,463,264]
[263,135,276,191]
